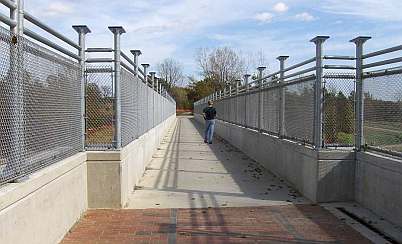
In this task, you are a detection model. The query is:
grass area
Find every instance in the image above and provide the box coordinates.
[364,125,402,153]
[86,126,113,146]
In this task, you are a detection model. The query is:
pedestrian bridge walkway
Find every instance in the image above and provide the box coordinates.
[62,116,375,243]
[128,116,308,209]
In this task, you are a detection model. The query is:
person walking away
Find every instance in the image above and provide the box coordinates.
[203,100,217,144]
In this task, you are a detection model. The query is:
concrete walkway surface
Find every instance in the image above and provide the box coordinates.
[62,116,372,244]
[128,117,309,209]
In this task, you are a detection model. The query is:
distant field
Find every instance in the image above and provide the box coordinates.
[86,125,113,146]
[364,121,402,153]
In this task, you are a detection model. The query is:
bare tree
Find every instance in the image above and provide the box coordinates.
[157,58,184,88]
[197,47,270,85]
[196,47,245,85]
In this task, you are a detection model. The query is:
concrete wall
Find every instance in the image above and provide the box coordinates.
[86,115,176,208]
[195,115,355,203]
[355,152,402,227]
[0,153,87,244]
[0,114,176,244]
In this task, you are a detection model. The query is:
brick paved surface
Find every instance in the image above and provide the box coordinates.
[61,205,372,244]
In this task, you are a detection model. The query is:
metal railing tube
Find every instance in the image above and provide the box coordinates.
[350,36,371,151]
[24,12,80,50]
[109,26,126,149]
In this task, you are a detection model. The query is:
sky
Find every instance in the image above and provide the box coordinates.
[14,0,402,81]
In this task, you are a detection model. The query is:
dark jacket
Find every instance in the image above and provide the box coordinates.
[203,106,216,120]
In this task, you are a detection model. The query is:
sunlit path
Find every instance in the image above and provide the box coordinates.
[128,116,309,209]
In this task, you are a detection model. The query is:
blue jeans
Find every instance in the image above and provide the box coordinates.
[204,119,215,143]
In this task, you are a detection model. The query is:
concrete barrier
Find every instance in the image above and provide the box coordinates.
[86,115,176,208]
[194,115,355,203]
[0,153,87,244]
[0,115,176,244]
[356,152,402,227]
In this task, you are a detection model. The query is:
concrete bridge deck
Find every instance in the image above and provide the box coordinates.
[62,116,372,243]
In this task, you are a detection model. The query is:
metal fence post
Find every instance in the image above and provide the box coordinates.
[277,56,289,138]
[350,36,371,151]
[142,64,150,130]
[73,25,91,151]
[9,0,24,180]
[130,50,142,77]
[244,74,251,128]
[150,71,156,127]
[142,64,149,84]
[310,36,329,149]
[235,79,240,124]
[257,66,266,132]
[109,26,126,149]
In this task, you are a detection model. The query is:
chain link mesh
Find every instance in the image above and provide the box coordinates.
[0,26,81,184]
[363,73,402,154]
[262,87,280,134]
[120,68,176,147]
[323,73,355,146]
[284,79,315,143]
[85,65,114,149]
[121,68,138,147]
[246,92,259,129]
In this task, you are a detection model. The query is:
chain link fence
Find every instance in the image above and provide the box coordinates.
[262,86,280,135]
[363,73,402,154]
[283,79,315,143]
[0,26,81,184]
[85,65,114,149]
[119,68,176,148]
[323,73,356,146]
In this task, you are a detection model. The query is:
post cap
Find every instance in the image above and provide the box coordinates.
[108,26,126,34]
[149,71,156,75]
[277,55,289,61]
[130,50,142,56]
[350,36,371,44]
[244,74,251,78]
[310,36,330,43]
[141,63,150,68]
[257,66,266,71]
[72,25,91,34]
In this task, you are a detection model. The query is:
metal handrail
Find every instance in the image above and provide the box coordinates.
[120,51,138,68]
[24,12,80,50]
[283,66,315,80]
[121,61,136,75]
[323,65,356,70]
[23,28,81,60]
[363,45,402,59]
[86,47,113,53]
[363,57,402,69]
[0,12,16,27]
[0,0,16,9]
[283,57,316,73]
[323,55,355,60]
[85,58,113,63]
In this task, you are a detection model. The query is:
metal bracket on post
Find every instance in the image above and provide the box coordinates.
[350,36,371,151]
[109,26,126,149]
[156,77,160,93]
[130,50,142,77]
[257,66,266,132]
[277,56,289,138]
[141,64,150,84]
[73,25,91,151]
[310,36,329,149]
